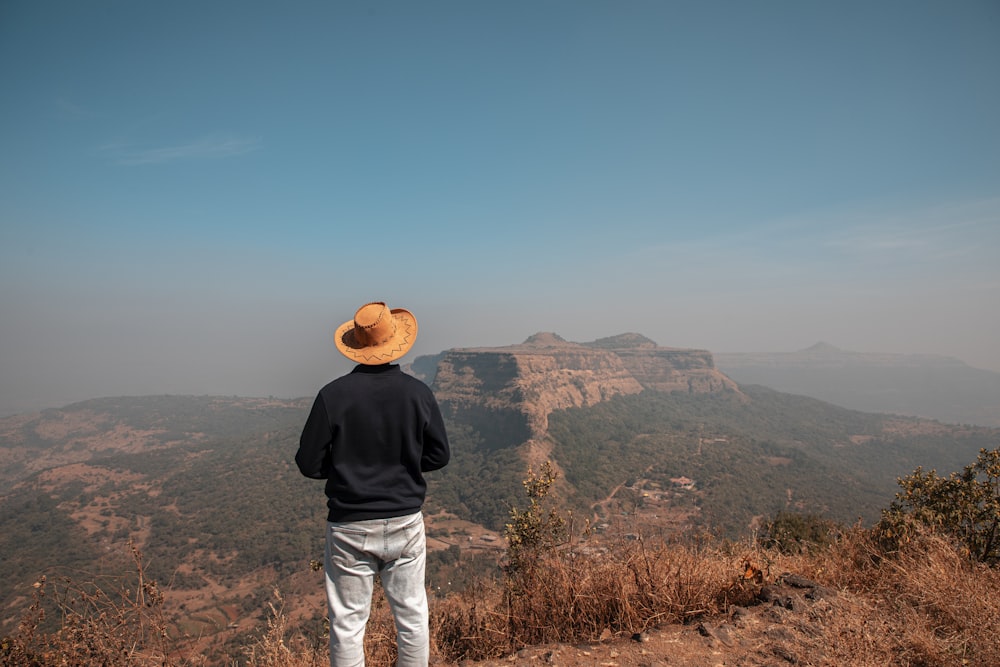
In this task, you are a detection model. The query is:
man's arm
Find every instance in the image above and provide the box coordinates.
[296,394,332,479]
[420,398,450,472]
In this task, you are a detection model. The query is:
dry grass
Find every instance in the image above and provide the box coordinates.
[815,528,1000,665]
[241,593,324,667]
[3,528,998,666]
[0,542,188,666]
[431,534,759,662]
[430,526,999,666]
[722,525,1000,666]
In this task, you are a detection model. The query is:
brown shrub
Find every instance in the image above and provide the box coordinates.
[5,526,998,666]
[243,591,324,667]
[754,524,1000,666]
[430,533,763,662]
[0,542,188,667]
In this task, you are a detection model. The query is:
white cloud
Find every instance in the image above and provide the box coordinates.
[103,135,261,165]
[820,197,1000,260]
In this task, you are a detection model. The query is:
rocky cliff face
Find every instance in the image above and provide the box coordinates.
[414,332,740,451]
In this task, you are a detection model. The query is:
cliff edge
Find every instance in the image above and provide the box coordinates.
[412,333,740,455]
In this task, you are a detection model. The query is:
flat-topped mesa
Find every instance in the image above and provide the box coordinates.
[586,333,739,394]
[421,332,740,450]
[430,334,643,443]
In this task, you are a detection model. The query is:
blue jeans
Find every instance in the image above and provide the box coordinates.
[324,512,428,667]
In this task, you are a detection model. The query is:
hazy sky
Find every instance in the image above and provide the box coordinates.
[2,1,999,416]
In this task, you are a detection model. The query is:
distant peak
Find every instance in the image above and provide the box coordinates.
[588,333,658,349]
[800,342,842,354]
[522,332,568,346]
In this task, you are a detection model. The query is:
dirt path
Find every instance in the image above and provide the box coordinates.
[590,464,655,518]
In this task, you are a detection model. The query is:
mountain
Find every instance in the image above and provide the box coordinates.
[714,343,1000,427]
[411,332,737,457]
[412,334,996,535]
[3,334,998,656]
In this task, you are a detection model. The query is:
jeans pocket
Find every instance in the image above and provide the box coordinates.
[398,515,425,560]
[328,525,369,567]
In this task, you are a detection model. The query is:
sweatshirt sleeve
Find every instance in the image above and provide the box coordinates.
[420,395,450,472]
[296,393,333,479]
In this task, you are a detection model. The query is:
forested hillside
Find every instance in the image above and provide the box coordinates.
[546,386,996,537]
[2,385,997,655]
[0,397,324,658]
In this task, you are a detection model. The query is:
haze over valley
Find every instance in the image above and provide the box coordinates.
[716,342,1000,428]
[2,1,999,421]
[3,331,998,659]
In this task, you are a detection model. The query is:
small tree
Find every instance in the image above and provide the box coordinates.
[503,461,566,577]
[501,462,567,650]
[877,447,1000,564]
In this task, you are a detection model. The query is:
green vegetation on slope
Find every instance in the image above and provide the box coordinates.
[426,421,525,530]
[2,388,997,644]
[0,490,100,617]
[546,387,998,537]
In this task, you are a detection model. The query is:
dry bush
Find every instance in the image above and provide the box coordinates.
[431,533,762,662]
[430,578,508,661]
[0,542,193,667]
[430,462,764,662]
[431,521,1000,666]
[243,591,325,667]
[243,584,400,667]
[360,582,399,667]
[852,530,1000,665]
[763,524,1000,666]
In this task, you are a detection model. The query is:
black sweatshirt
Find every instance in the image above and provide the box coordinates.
[295,364,450,522]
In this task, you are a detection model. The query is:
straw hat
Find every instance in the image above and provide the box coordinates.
[334,302,418,365]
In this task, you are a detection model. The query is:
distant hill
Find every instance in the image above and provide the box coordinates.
[715,343,1000,427]
[3,334,999,656]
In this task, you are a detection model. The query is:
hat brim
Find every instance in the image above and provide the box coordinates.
[334,308,418,365]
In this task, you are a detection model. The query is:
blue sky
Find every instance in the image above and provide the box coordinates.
[2,0,999,415]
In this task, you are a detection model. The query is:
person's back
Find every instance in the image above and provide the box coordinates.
[296,302,449,666]
[299,363,450,521]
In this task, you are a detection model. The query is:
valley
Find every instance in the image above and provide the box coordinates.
[2,334,998,661]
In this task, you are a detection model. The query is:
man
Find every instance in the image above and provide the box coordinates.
[296,301,450,666]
